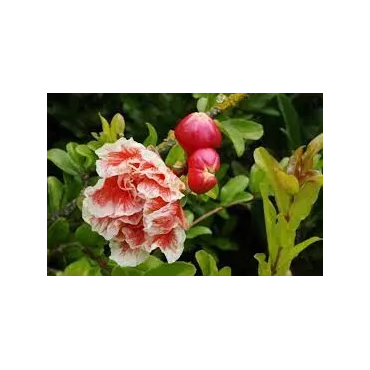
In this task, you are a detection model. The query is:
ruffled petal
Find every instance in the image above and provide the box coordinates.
[96,138,145,177]
[116,221,149,250]
[137,178,184,202]
[144,200,188,236]
[84,177,144,218]
[82,205,142,240]
[109,240,149,267]
[151,227,186,263]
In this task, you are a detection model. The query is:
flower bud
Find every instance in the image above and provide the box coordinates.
[175,112,222,154]
[187,168,218,194]
[187,148,220,173]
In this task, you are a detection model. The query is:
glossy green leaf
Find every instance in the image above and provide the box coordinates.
[165,144,185,167]
[220,175,249,204]
[186,226,212,239]
[260,182,278,263]
[227,191,254,205]
[254,147,291,214]
[277,237,321,275]
[136,255,164,271]
[75,144,96,169]
[276,214,295,249]
[216,164,230,182]
[143,122,158,146]
[66,142,85,170]
[87,140,102,151]
[60,258,101,276]
[220,122,245,157]
[277,94,302,150]
[47,149,80,176]
[47,176,64,213]
[275,171,300,196]
[249,164,265,194]
[197,97,208,112]
[110,113,125,138]
[75,223,105,249]
[288,181,322,230]
[222,119,264,140]
[144,262,196,276]
[47,218,70,249]
[218,266,232,276]
[254,253,271,276]
[112,266,144,276]
[99,113,112,142]
[195,250,218,276]
[205,184,219,200]
[184,210,195,225]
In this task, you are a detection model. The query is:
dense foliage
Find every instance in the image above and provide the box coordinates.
[47,93,323,276]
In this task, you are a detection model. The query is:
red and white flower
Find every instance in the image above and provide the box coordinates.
[82,138,187,267]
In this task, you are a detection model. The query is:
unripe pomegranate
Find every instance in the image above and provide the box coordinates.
[187,168,218,194]
[175,112,222,154]
[187,148,220,173]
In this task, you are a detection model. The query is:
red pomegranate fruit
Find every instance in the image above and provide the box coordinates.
[174,112,222,154]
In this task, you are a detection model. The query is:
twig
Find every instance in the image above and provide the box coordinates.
[208,93,249,118]
[191,207,223,227]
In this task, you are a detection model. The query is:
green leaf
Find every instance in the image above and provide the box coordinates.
[75,224,105,249]
[254,253,271,276]
[254,147,292,214]
[288,181,322,230]
[165,144,185,166]
[216,164,230,182]
[184,210,195,225]
[275,171,300,196]
[48,218,70,249]
[197,97,208,112]
[220,123,245,157]
[221,119,264,140]
[47,177,64,213]
[249,164,265,194]
[218,266,232,276]
[186,226,212,239]
[195,250,218,276]
[260,182,278,263]
[143,122,158,146]
[47,149,80,176]
[144,262,196,276]
[110,113,125,138]
[60,258,101,276]
[75,144,96,170]
[228,191,254,205]
[277,237,321,275]
[205,93,219,111]
[275,214,295,249]
[99,113,112,142]
[205,184,219,199]
[66,142,85,170]
[220,175,249,204]
[87,140,102,151]
[136,255,164,271]
[277,94,302,150]
[62,173,83,203]
[111,266,144,276]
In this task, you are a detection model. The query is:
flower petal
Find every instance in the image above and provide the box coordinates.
[151,227,186,263]
[116,221,149,250]
[96,138,145,177]
[137,178,184,202]
[84,177,144,218]
[82,205,143,240]
[110,240,149,267]
[144,200,188,236]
